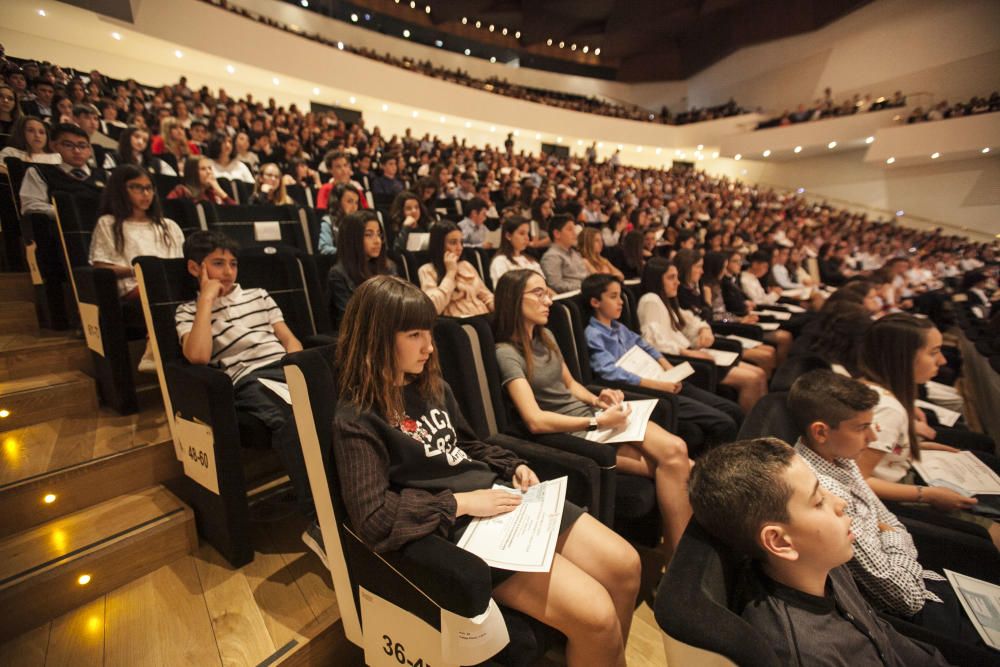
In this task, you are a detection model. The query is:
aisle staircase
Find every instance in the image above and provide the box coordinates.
[0,272,195,643]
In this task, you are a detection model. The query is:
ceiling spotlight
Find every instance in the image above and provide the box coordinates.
[762,149,771,157]
[409,1,416,7]
[712,151,719,158]
[797,187,805,194]
[77,574,92,586]
[312,87,320,95]
[895,210,905,216]
[490,126,496,132]
[174,50,183,58]
[982,147,991,154]
[490,56,496,63]
[349,95,356,103]
[636,146,642,152]
[502,28,507,35]
[793,146,802,153]
[513,130,520,137]
[827,141,837,149]
[43,493,57,504]
[475,20,481,28]
[272,77,280,85]
[930,152,940,159]
[350,13,358,22]
[462,17,467,24]
[571,44,577,50]
[403,29,410,38]
[582,46,589,53]
[734,153,742,160]
[535,133,542,140]
[557,137,563,143]
[38,9,47,16]
[439,115,446,122]
[559,41,565,48]
[434,39,443,47]
[515,31,521,39]
[411,110,418,117]
[464,48,471,55]
[697,144,704,150]
[226,64,235,73]
[111,32,122,40]
[886,157,895,164]
[594,48,601,55]
[488,24,494,32]
[381,103,388,111]
[300,0,308,6]
[865,136,875,144]
[425,5,431,13]
[337,41,344,49]
[465,121,472,128]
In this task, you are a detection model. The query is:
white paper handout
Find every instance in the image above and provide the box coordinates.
[758,322,780,331]
[944,570,1000,650]
[406,232,430,251]
[916,399,961,427]
[760,310,792,321]
[586,399,658,444]
[258,377,292,404]
[782,304,807,313]
[615,346,694,384]
[722,334,762,350]
[440,599,510,665]
[705,349,740,367]
[456,476,567,572]
[911,450,1000,495]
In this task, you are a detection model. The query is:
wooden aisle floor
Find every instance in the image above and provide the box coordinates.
[0,400,170,486]
[0,506,669,667]
[0,512,337,667]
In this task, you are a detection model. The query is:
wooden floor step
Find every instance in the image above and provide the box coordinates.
[0,333,93,381]
[0,273,35,303]
[0,301,39,335]
[0,485,196,643]
[0,439,179,538]
[0,371,98,431]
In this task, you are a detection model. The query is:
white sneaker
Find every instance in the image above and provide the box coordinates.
[302,521,329,569]
[138,341,156,373]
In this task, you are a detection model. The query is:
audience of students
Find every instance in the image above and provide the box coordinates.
[167,156,235,205]
[247,162,293,206]
[19,123,106,217]
[102,125,176,176]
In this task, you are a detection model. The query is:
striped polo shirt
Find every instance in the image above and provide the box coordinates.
[175,284,287,383]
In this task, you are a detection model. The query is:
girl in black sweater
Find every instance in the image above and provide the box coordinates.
[333,275,640,667]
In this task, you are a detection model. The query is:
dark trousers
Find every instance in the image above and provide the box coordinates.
[233,361,314,516]
[905,577,998,664]
[675,383,741,456]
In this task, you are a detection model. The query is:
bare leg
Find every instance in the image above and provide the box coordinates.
[765,329,793,366]
[743,343,777,377]
[617,423,692,549]
[721,362,768,414]
[494,551,628,666]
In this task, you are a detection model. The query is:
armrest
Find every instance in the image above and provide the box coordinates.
[666,354,717,392]
[710,337,743,355]
[486,433,601,516]
[379,533,495,619]
[72,265,120,307]
[711,322,764,340]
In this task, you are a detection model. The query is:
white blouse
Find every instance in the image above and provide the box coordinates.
[866,383,913,483]
[211,159,255,184]
[636,293,708,356]
[89,215,185,296]
[489,253,544,287]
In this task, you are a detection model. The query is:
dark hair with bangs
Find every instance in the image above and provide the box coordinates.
[788,370,879,436]
[688,437,796,559]
[336,275,442,424]
[99,164,171,254]
[493,269,557,379]
[428,221,460,285]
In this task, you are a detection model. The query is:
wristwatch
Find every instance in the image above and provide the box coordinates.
[587,417,599,431]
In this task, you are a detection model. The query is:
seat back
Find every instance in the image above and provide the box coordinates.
[546,299,594,385]
[655,520,779,667]
[51,191,101,269]
[199,203,312,254]
[433,316,508,440]
[736,392,801,442]
[462,247,496,290]
[770,354,832,393]
[397,249,429,286]
[281,349,363,647]
[152,173,180,200]
[162,198,203,233]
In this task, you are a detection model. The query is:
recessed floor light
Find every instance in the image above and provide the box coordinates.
[930,152,940,159]
[886,157,895,164]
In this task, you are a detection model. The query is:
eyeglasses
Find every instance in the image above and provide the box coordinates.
[523,287,551,302]
[127,184,155,194]
[58,141,90,151]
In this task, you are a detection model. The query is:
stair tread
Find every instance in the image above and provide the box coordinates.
[0,371,93,396]
[0,333,85,355]
[0,485,186,584]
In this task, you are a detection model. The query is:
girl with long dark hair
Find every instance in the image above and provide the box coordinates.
[489,216,545,286]
[318,182,360,255]
[103,126,175,175]
[389,190,433,254]
[418,222,493,317]
[327,210,396,327]
[0,116,60,169]
[334,275,640,666]
[637,257,767,413]
[167,156,235,205]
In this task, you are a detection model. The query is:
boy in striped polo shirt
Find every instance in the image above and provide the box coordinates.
[175,231,312,517]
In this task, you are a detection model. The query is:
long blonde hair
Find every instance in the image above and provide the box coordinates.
[578,227,605,268]
[159,116,191,159]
